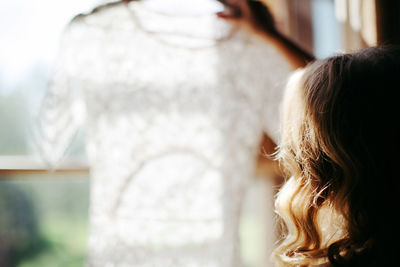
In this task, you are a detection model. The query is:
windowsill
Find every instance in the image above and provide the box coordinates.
[0,155,89,175]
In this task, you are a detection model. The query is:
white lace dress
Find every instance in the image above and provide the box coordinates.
[38,1,292,266]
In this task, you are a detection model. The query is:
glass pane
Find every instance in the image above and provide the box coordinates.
[311,0,341,58]
[0,173,89,267]
[0,0,102,156]
[0,172,277,267]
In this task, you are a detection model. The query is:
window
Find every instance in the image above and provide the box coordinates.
[1,1,98,266]
[0,2,282,267]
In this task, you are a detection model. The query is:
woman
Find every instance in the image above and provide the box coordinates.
[274,46,400,266]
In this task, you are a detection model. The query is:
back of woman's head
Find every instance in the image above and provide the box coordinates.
[274,46,400,267]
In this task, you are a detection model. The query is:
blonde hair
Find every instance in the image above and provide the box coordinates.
[273,46,400,266]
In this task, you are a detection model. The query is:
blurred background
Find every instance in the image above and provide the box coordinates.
[0,0,398,266]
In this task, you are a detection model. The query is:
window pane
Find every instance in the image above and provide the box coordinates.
[311,0,341,58]
[0,172,276,267]
[0,173,89,267]
[0,0,102,156]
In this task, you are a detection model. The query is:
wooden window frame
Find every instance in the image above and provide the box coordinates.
[0,155,89,177]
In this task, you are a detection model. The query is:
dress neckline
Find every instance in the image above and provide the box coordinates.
[124,1,239,50]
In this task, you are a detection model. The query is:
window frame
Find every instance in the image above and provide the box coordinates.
[0,155,89,177]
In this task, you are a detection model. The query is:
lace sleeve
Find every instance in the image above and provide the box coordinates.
[36,21,86,168]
